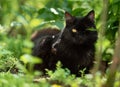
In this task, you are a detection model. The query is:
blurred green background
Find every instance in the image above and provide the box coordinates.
[0,0,119,61]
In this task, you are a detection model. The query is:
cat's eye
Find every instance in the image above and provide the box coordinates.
[72,29,77,33]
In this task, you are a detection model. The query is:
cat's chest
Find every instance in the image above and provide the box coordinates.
[57,44,93,59]
[55,44,94,64]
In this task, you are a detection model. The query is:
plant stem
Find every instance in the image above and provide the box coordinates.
[104,19,120,87]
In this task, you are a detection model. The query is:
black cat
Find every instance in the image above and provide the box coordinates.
[31,10,98,76]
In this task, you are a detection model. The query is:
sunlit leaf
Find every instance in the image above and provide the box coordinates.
[20,54,42,64]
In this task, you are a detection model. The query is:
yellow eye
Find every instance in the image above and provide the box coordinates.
[72,29,77,33]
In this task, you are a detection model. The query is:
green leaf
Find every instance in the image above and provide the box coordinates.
[20,54,42,64]
[87,28,97,31]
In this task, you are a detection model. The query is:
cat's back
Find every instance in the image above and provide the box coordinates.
[31,28,60,42]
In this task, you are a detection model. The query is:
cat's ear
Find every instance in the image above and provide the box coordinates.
[86,10,95,22]
[65,12,74,23]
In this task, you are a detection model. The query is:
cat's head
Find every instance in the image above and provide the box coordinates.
[65,10,96,29]
[60,10,97,45]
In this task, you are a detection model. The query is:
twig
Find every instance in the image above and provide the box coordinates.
[104,19,120,87]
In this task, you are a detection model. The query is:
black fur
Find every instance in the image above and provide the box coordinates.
[32,10,98,76]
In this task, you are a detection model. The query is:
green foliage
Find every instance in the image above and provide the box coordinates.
[0,0,120,87]
[0,47,16,72]
[0,72,50,87]
[102,0,120,61]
